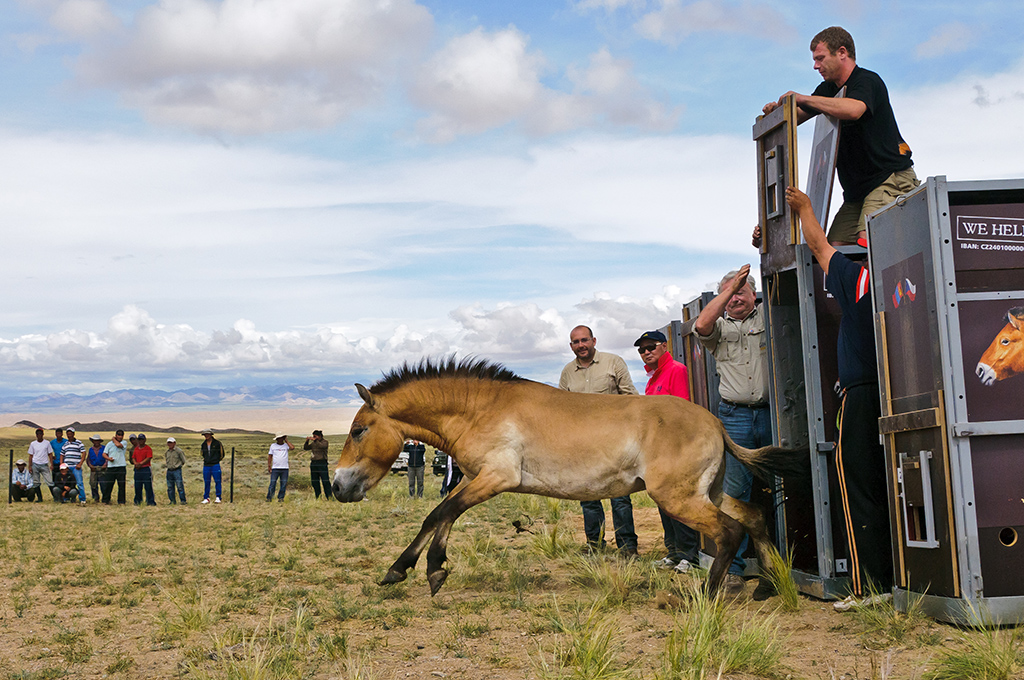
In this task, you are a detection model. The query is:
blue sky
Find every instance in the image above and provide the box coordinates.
[2,0,1024,400]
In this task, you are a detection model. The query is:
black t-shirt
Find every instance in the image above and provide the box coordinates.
[825,252,878,389]
[809,66,913,202]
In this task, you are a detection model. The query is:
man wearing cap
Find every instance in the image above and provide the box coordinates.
[60,427,87,506]
[303,430,331,500]
[101,430,129,504]
[165,437,187,504]
[267,434,293,502]
[54,463,79,503]
[635,330,703,578]
[131,434,156,506]
[11,459,34,502]
[695,264,771,596]
[27,428,55,502]
[86,435,106,502]
[200,429,225,504]
[559,324,641,556]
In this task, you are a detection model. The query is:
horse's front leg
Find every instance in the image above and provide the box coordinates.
[424,468,514,595]
[379,500,453,585]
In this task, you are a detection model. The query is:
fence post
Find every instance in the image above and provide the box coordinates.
[230,446,235,503]
[8,450,12,504]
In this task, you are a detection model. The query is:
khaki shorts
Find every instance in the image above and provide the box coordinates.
[827,167,920,243]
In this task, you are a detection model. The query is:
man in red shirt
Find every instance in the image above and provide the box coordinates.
[131,434,157,506]
[635,331,706,580]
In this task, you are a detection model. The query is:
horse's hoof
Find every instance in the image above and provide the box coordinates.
[427,569,448,596]
[379,568,408,586]
[751,577,777,601]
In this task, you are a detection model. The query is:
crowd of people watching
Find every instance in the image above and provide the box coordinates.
[9,427,334,506]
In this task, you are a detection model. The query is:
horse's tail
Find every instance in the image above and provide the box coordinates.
[723,429,810,483]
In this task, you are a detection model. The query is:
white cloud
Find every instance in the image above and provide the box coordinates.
[74,0,433,134]
[914,22,974,60]
[411,28,677,141]
[49,0,120,37]
[634,0,796,45]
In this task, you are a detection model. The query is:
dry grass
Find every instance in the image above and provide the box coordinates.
[0,432,959,679]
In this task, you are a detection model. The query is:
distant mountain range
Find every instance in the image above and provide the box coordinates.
[12,418,269,435]
[0,383,362,412]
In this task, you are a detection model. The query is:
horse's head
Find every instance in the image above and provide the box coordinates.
[332,384,405,502]
[976,307,1024,386]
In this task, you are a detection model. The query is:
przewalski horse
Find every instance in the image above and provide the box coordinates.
[332,357,807,597]
[976,307,1024,386]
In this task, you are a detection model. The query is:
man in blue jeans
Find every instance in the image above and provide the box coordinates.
[558,324,640,557]
[200,429,224,504]
[695,264,772,598]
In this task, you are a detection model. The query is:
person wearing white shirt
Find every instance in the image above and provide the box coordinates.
[267,434,294,502]
[27,428,55,502]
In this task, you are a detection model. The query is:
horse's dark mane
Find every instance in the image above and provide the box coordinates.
[371,356,524,394]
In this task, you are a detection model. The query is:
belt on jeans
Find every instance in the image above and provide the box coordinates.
[720,398,769,409]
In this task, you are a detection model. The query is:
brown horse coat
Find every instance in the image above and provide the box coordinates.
[332,358,805,596]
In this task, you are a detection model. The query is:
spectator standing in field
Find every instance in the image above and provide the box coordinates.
[60,427,87,506]
[304,430,331,500]
[787,186,893,610]
[267,434,293,502]
[165,437,187,504]
[50,428,67,470]
[27,428,55,502]
[11,459,34,502]
[695,264,771,597]
[200,429,224,504]
[54,463,79,503]
[636,330,706,580]
[559,324,641,557]
[101,429,129,505]
[86,435,106,502]
[764,26,917,246]
[406,440,426,498]
[440,453,463,498]
[131,434,157,506]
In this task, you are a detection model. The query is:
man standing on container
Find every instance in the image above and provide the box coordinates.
[764,26,918,246]
[27,428,55,502]
[787,186,893,609]
[200,429,224,504]
[559,324,640,557]
[303,430,331,500]
[695,265,771,598]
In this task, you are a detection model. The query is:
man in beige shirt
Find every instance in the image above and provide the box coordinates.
[695,264,771,595]
[558,325,640,556]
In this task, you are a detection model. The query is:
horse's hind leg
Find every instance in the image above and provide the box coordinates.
[653,495,745,596]
[423,468,512,595]
[720,494,780,600]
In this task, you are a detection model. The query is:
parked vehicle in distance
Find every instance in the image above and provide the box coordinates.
[391,450,409,473]
[432,451,448,476]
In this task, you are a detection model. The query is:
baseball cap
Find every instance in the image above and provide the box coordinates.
[200,428,213,435]
[634,330,667,346]
[66,426,76,433]
[59,463,68,469]
[166,437,176,443]
[138,434,147,440]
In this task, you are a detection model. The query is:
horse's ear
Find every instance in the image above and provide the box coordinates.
[1009,307,1024,330]
[356,383,377,410]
